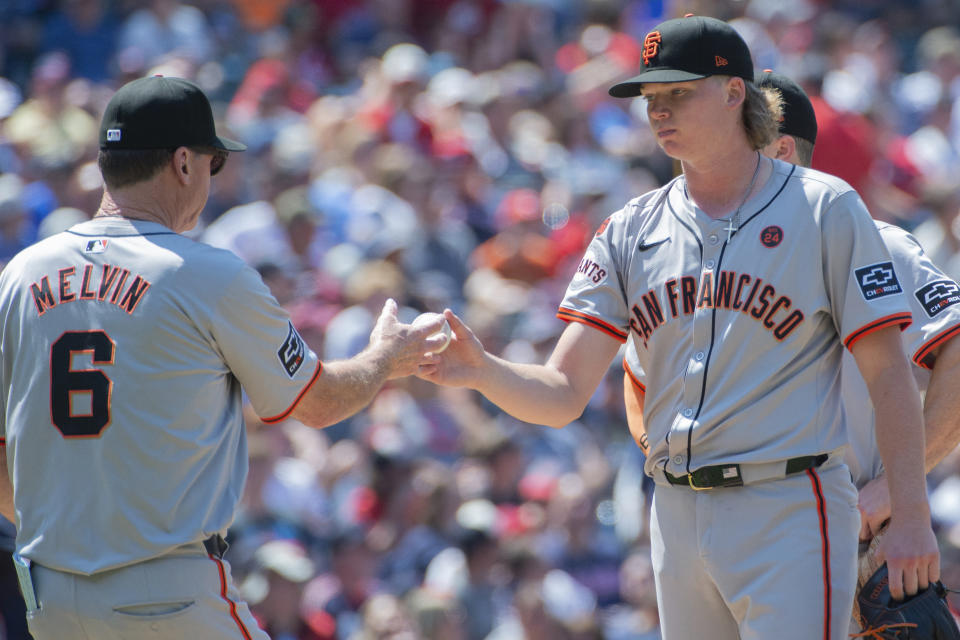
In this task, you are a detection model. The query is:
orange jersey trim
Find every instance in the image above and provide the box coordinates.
[209,556,254,640]
[261,361,323,424]
[913,322,960,370]
[556,307,628,342]
[622,358,646,394]
[843,312,912,351]
[806,468,832,640]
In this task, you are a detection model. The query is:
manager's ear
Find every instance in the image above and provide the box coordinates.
[171,146,192,185]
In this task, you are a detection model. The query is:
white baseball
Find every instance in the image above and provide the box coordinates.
[413,312,452,353]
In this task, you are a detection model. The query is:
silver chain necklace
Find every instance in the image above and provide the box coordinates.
[724,152,762,242]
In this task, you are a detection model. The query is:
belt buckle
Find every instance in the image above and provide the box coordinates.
[687,473,710,491]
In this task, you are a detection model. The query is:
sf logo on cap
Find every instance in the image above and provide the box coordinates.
[642,31,661,65]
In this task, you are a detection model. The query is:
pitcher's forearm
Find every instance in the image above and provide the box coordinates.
[472,352,590,428]
[872,369,929,519]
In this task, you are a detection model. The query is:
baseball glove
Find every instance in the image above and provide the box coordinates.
[852,563,960,639]
[853,524,888,626]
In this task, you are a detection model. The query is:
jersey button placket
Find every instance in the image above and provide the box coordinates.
[678,230,724,466]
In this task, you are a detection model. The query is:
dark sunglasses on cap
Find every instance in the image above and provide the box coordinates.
[176,146,229,176]
[195,147,229,176]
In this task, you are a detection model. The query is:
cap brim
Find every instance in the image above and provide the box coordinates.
[608,69,708,98]
[213,135,246,152]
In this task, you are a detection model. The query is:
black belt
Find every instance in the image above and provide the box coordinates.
[663,453,829,490]
[203,534,229,559]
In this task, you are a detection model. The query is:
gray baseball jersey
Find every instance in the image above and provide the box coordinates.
[623,220,960,487]
[0,218,322,575]
[559,160,912,477]
[842,222,960,489]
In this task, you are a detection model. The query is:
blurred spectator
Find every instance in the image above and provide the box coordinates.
[405,587,467,640]
[485,577,574,640]
[36,205,87,241]
[376,460,455,594]
[472,188,560,283]
[305,530,382,640]
[353,592,418,640]
[0,173,31,262]
[323,259,409,361]
[41,0,119,82]
[0,515,29,640]
[4,52,97,172]
[912,182,960,281]
[604,549,660,640]
[244,539,320,640]
[117,0,214,69]
[454,524,502,640]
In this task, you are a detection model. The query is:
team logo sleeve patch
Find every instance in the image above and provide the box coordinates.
[915,279,960,317]
[855,262,902,300]
[277,321,306,378]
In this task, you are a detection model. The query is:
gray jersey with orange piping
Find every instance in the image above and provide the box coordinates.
[559,160,911,478]
[0,217,322,575]
[624,219,960,485]
[842,222,960,488]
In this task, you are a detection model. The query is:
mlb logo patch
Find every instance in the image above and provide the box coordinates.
[277,321,306,378]
[915,279,960,318]
[106,129,121,142]
[84,239,108,253]
[855,262,902,300]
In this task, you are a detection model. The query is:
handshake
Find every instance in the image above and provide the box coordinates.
[367,300,480,385]
[411,311,453,353]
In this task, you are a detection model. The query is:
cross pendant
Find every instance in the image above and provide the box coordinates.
[725,218,737,242]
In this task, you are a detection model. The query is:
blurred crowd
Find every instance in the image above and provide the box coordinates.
[3,0,960,638]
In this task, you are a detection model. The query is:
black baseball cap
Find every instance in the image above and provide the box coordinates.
[99,76,246,152]
[609,15,754,98]
[756,70,818,145]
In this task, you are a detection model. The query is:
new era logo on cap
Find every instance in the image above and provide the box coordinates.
[106,129,121,142]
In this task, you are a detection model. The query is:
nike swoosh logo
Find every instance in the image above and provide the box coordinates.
[638,238,670,251]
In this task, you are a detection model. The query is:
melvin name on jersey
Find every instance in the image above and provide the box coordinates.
[29,262,151,317]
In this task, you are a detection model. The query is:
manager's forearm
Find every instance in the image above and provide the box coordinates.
[295,350,393,429]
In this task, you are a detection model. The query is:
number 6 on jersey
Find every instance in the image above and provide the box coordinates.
[50,331,115,438]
